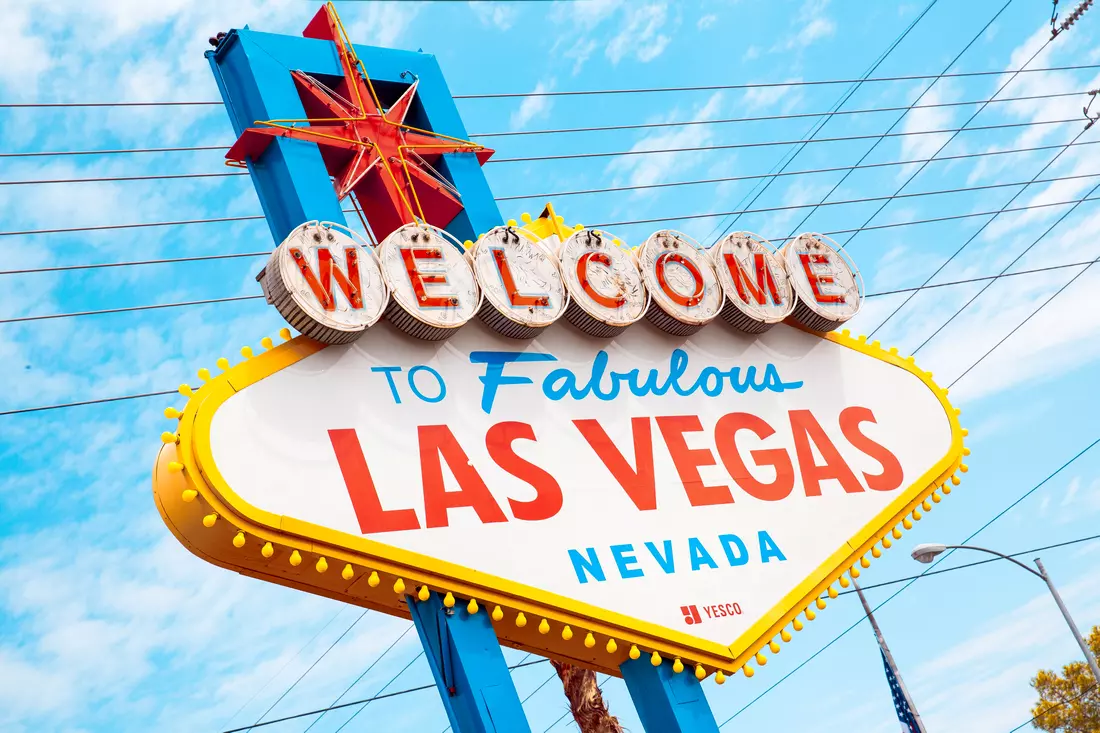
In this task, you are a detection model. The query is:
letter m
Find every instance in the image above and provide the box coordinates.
[289,246,364,312]
[724,252,782,306]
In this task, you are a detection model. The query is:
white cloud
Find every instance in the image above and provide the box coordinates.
[606,3,673,65]
[510,79,555,130]
[470,3,519,31]
[697,13,718,30]
[771,0,836,52]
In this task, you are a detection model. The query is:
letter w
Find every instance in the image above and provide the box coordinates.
[724,252,781,306]
[289,246,364,311]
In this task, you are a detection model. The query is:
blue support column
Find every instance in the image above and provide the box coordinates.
[407,594,531,733]
[620,658,721,733]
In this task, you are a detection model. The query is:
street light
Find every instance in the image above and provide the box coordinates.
[911,543,1100,686]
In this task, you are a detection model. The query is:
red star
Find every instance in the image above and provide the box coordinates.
[227,3,494,238]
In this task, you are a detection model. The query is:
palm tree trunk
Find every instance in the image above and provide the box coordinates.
[550,660,624,733]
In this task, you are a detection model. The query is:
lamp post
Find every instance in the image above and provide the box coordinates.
[911,543,1100,685]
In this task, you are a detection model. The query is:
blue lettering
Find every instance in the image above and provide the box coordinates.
[688,537,719,571]
[568,548,605,584]
[758,531,787,563]
[469,351,557,414]
[719,534,749,566]
[644,540,676,574]
[541,348,801,406]
[371,366,403,404]
[407,365,446,403]
[610,544,644,579]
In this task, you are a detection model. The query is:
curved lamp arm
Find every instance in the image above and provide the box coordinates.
[944,545,1045,580]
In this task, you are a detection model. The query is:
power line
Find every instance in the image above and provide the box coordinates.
[469,90,1087,139]
[909,177,1100,355]
[5,64,1096,110]
[0,131,1090,196]
[835,533,1100,596]
[838,33,1059,251]
[243,609,370,732]
[0,116,1082,163]
[718,435,1100,727]
[5,161,1097,240]
[703,0,943,244]
[948,258,1098,388]
[488,118,1080,165]
[868,123,1095,340]
[782,0,1015,241]
[1007,683,1098,732]
[301,624,414,732]
[218,658,547,733]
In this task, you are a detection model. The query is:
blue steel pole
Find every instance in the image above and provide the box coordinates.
[408,593,532,733]
[620,657,721,732]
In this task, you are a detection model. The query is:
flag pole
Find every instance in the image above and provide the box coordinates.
[854,580,928,733]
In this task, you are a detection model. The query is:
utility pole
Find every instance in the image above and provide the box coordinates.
[854,580,927,733]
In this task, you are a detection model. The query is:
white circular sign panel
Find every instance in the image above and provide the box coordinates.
[471,226,567,328]
[638,230,723,327]
[379,224,480,332]
[713,232,794,326]
[781,233,862,328]
[558,229,647,327]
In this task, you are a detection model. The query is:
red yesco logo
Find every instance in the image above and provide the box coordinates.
[681,605,702,625]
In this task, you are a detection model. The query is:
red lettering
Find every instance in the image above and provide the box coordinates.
[704,606,713,618]
[713,412,795,501]
[419,425,508,528]
[574,418,656,511]
[797,253,844,304]
[490,247,548,308]
[328,429,420,534]
[577,251,626,309]
[723,252,782,306]
[401,247,455,308]
[655,252,705,307]
[656,415,733,506]
[485,421,563,521]
[789,410,864,496]
[289,247,363,311]
[839,406,904,492]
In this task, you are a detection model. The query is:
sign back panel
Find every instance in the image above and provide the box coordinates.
[154,320,965,678]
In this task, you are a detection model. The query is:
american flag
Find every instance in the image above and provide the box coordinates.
[881,648,920,733]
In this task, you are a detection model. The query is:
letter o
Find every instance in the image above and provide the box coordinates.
[408,365,446,403]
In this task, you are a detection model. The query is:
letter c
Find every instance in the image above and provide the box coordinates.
[576,251,626,309]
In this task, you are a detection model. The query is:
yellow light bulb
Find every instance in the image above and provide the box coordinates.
[629,645,640,660]
[315,557,328,574]
[261,542,274,558]
[695,664,706,680]
[744,665,755,678]
[342,564,354,581]
[755,653,766,666]
[181,489,197,502]
[418,585,430,602]
[289,550,302,567]
[605,638,617,654]
[538,618,550,635]
[393,577,405,594]
[584,632,595,648]
[443,592,455,608]
[715,670,726,685]
[216,357,229,371]
[202,513,217,528]
[232,531,245,548]
[562,625,573,641]
[368,571,380,587]
[467,598,479,614]
[516,612,527,628]
[650,651,662,667]
[492,606,503,622]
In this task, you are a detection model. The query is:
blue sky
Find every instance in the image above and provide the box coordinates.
[2,0,1100,731]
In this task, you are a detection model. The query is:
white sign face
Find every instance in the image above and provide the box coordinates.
[713,232,794,326]
[206,319,953,647]
[637,230,723,327]
[471,226,567,328]
[558,230,647,327]
[378,224,480,330]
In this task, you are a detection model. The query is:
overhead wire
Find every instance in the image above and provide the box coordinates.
[300,624,414,732]
[703,0,942,243]
[0,116,1082,163]
[0,132,1091,197]
[781,0,1016,240]
[469,90,1087,138]
[219,658,549,733]
[868,123,1096,340]
[718,435,1100,727]
[909,176,1100,355]
[1,64,1095,110]
[837,33,1060,252]
[1007,683,1098,732]
[243,609,370,732]
[5,157,1097,240]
